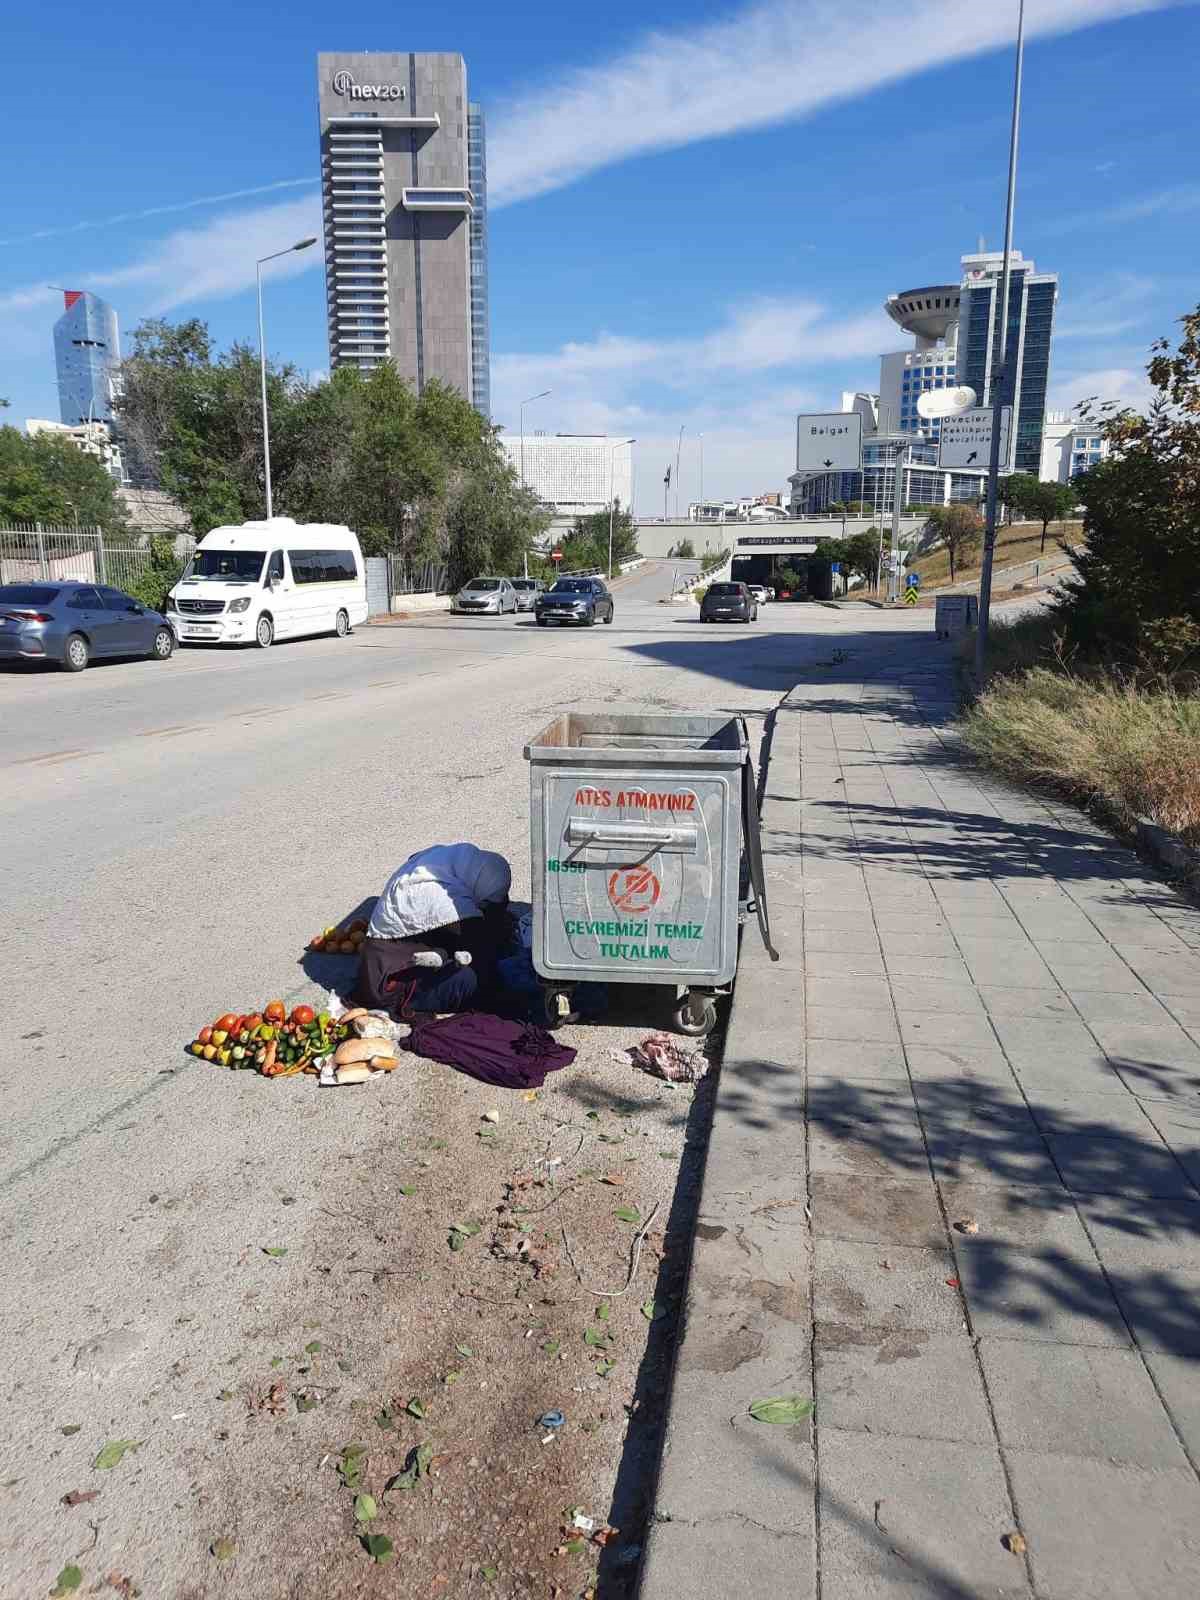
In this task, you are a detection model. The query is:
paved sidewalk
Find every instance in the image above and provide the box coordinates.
[642,634,1200,1600]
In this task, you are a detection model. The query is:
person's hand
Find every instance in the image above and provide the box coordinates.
[454,951,472,967]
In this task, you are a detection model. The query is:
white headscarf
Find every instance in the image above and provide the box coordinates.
[368,844,512,941]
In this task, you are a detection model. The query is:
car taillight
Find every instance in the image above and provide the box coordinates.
[4,610,52,623]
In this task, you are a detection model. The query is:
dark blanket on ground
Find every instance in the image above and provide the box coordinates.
[403,1012,577,1089]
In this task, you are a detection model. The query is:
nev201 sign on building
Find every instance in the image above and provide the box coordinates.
[938,407,1012,469]
[331,70,407,101]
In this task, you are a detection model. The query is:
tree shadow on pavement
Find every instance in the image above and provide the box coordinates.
[807,1071,1200,1357]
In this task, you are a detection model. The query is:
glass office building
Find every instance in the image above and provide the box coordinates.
[54,291,120,427]
[958,251,1058,476]
[317,52,490,411]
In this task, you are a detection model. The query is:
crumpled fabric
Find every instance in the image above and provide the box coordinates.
[629,1032,710,1084]
[404,1011,576,1089]
[368,844,512,941]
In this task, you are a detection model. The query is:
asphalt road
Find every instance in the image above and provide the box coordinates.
[0,562,938,1593]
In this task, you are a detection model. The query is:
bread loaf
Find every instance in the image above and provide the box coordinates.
[334,1037,383,1067]
[335,1064,373,1085]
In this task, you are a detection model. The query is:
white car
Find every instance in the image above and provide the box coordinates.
[748,584,772,604]
[166,518,367,648]
[451,577,518,615]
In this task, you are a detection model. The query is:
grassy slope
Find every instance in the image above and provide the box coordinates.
[910,519,1080,590]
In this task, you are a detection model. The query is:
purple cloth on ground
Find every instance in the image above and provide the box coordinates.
[403,1011,576,1089]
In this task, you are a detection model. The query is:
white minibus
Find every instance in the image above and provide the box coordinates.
[167,518,368,648]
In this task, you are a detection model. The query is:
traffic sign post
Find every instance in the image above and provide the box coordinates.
[795,412,863,474]
[938,406,1012,469]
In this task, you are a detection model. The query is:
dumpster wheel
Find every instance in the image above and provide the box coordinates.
[674,991,718,1037]
[543,987,579,1028]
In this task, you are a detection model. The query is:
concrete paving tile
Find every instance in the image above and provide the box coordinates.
[980,1339,1188,1466]
[1025,1090,1155,1137]
[914,1079,1032,1133]
[808,1076,918,1119]
[1119,946,1200,990]
[1139,1098,1200,1185]
[817,1431,1024,1600]
[873,909,951,935]
[1109,1052,1200,1106]
[904,1043,1015,1082]
[888,978,987,1015]
[804,1039,909,1078]
[938,1183,1092,1251]
[803,947,887,979]
[881,953,971,984]
[813,1239,961,1332]
[1040,958,1146,993]
[805,974,894,1010]
[955,1241,1132,1347]
[977,986,1078,1023]
[640,1519,815,1600]
[1047,1131,1195,1199]
[1078,1194,1200,1270]
[955,940,1057,988]
[1107,1266,1200,1355]
[816,1324,993,1443]
[928,1130,1063,1189]
[1071,988,1182,1028]
[989,1015,1100,1059]
[805,925,885,954]
[1142,1351,1200,1466]
[809,1123,929,1183]
[810,1175,945,1248]
[1007,1454,1200,1600]
[1010,1052,1129,1096]
[1162,992,1200,1033]
[807,1005,901,1044]
[938,915,1031,946]
[899,1011,1001,1052]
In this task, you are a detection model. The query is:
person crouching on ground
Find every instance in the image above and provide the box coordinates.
[355,843,512,1017]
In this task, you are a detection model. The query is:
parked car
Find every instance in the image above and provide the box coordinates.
[747,584,771,604]
[451,577,519,616]
[534,577,615,627]
[0,582,176,672]
[700,581,758,624]
[510,577,545,612]
[166,517,367,648]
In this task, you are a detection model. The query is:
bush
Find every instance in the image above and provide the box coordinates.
[124,536,185,612]
[962,666,1200,846]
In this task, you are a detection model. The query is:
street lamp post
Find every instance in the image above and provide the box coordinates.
[976,0,1026,680]
[608,438,636,579]
[698,433,704,509]
[256,236,317,520]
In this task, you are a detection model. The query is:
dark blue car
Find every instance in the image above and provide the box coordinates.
[0,582,176,672]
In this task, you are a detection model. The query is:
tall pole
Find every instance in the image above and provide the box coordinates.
[699,432,704,508]
[256,236,316,520]
[888,439,907,602]
[976,0,1026,680]
[675,426,685,519]
[607,439,636,579]
[256,259,273,521]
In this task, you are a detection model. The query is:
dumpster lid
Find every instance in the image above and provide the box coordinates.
[524,712,747,766]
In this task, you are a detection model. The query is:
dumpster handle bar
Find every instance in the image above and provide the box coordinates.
[565,819,698,851]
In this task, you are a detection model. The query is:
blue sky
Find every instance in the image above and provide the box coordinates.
[3,0,1198,509]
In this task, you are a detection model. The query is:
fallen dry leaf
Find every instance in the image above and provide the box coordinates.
[104,1574,140,1598]
[61,1490,100,1507]
[599,1173,625,1186]
[1002,1531,1027,1555]
[954,1217,980,1235]
[256,1381,288,1415]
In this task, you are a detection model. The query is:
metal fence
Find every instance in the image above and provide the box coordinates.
[387,555,447,597]
[0,522,194,590]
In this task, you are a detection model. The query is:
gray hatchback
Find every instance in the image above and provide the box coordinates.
[0,582,176,672]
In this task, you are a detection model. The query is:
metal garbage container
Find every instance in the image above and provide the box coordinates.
[935,593,979,640]
[524,711,776,1035]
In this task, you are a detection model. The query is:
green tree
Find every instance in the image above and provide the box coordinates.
[671,537,696,559]
[557,502,638,573]
[1005,473,1076,550]
[925,503,984,582]
[1055,304,1200,668]
[0,426,127,533]
[844,529,883,589]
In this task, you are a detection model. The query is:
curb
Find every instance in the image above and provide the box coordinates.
[638,692,815,1596]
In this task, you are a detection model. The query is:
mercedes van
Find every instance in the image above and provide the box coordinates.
[166,518,368,648]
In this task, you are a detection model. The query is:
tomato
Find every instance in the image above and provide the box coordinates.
[264,1000,286,1024]
[290,1004,316,1027]
[197,1026,214,1045]
[245,1013,263,1032]
[215,1013,240,1034]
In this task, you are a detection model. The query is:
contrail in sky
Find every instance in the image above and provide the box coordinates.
[0,179,317,247]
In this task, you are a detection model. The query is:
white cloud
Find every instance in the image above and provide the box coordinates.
[1049,365,1154,414]
[492,295,882,510]
[1055,273,1156,340]
[488,0,1174,206]
[1048,183,1200,234]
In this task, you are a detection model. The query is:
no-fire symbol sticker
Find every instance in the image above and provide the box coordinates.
[607,866,661,915]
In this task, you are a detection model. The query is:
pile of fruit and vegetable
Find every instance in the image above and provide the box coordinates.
[307,917,369,954]
[186,1002,399,1084]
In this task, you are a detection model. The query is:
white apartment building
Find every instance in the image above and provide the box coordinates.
[1040,412,1108,482]
[25,417,126,484]
[500,433,632,516]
